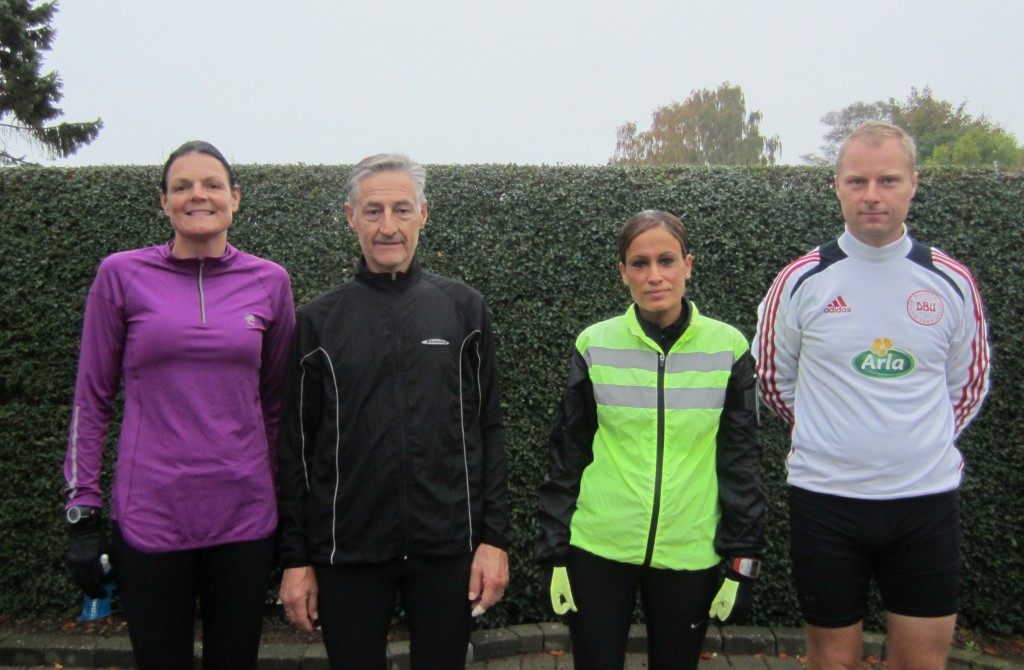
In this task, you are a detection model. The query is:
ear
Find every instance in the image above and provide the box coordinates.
[345,202,356,231]
[230,186,241,213]
[159,190,171,217]
[683,254,694,280]
[419,200,429,229]
[618,261,628,285]
[910,171,919,198]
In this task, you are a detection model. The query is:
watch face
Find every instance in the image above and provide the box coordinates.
[66,507,82,524]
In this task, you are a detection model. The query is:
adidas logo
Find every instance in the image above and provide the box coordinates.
[824,295,852,314]
[422,338,449,346]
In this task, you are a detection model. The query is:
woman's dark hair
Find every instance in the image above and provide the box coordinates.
[617,210,689,263]
[160,140,237,194]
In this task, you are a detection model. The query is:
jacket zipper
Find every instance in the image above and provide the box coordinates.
[392,273,411,557]
[196,261,207,323]
[643,351,666,567]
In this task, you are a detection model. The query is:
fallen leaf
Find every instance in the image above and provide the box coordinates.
[700,651,713,659]
[549,650,565,656]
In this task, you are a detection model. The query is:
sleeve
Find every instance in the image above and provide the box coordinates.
[944,263,992,436]
[259,268,296,469]
[752,264,803,429]
[534,348,597,565]
[713,350,766,560]
[476,302,512,550]
[63,259,126,509]
[276,308,323,568]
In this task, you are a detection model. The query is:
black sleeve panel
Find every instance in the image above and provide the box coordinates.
[535,350,597,565]
[714,350,766,561]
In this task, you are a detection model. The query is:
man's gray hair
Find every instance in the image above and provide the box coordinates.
[346,153,426,208]
[837,120,917,171]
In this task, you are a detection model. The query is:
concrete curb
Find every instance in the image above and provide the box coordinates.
[2,623,1022,669]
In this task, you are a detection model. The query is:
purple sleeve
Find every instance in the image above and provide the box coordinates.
[63,259,127,509]
[259,266,296,471]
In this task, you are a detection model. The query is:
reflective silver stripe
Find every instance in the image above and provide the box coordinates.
[665,350,734,374]
[585,347,657,370]
[593,383,726,410]
[586,346,733,375]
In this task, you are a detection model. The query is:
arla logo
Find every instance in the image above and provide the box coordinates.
[851,337,915,379]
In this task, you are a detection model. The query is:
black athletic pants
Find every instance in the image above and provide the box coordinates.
[314,554,474,670]
[112,523,275,670]
[566,546,720,670]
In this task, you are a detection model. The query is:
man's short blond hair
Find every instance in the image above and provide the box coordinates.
[837,120,917,171]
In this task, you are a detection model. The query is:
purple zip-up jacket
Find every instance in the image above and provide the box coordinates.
[63,243,295,552]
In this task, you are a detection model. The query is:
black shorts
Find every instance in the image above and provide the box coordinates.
[788,486,961,628]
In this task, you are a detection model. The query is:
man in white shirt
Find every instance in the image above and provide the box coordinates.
[753,121,991,670]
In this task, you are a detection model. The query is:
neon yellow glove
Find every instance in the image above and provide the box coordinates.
[549,565,577,615]
[708,575,753,624]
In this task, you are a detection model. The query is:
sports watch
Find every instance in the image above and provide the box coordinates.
[731,557,761,579]
[65,506,100,525]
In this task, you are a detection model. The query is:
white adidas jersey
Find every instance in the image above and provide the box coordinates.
[753,227,990,499]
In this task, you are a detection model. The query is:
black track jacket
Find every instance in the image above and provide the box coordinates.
[277,259,510,567]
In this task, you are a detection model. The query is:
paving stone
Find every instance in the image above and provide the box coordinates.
[0,632,50,667]
[484,655,524,669]
[301,642,330,670]
[697,652,731,668]
[41,634,99,668]
[507,624,545,654]
[728,654,770,669]
[258,641,302,670]
[537,622,570,652]
[626,623,648,653]
[771,627,804,655]
[92,634,135,668]
[472,627,522,660]
[387,639,410,670]
[519,650,559,670]
[972,656,1014,669]
[765,654,807,669]
[623,651,649,669]
[704,626,723,653]
[862,631,885,659]
[721,626,773,655]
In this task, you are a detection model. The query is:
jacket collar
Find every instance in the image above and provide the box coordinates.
[355,256,421,289]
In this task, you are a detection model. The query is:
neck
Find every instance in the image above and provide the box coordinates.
[171,234,227,259]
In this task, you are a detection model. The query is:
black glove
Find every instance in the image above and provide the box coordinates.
[66,508,113,598]
[708,568,755,624]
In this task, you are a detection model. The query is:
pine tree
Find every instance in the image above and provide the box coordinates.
[0,0,101,166]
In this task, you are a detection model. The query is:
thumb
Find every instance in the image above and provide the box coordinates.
[468,564,482,602]
[708,579,739,621]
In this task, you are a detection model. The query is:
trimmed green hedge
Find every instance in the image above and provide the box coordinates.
[1,164,1021,634]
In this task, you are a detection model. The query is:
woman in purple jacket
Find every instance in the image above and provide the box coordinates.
[61,141,296,670]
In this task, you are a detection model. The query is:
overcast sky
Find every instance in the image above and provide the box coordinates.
[29,0,1024,167]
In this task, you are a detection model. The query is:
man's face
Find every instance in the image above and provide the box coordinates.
[345,171,427,274]
[834,137,918,248]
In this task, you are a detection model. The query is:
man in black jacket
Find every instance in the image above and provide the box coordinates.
[277,153,511,669]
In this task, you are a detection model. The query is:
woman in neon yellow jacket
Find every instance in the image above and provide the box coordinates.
[536,210,765,670]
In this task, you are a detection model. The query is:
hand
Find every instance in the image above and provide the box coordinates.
[280,566,319,633]
[549,565,576,615]
[468,543,509,617]
[66,509,113,599]
[708,570,754,624]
